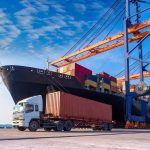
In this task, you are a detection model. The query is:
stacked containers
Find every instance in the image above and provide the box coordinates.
[58,63,92,85]
[117,82,123,93]
[121,82,135,93]
[99,72,110,91]
[85,74,98,88]
[110,76,117,93]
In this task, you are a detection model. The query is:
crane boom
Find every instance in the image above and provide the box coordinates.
[49,20,150,67]
[117,72,150,82]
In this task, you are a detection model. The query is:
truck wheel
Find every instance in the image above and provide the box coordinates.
[92,126,99,131]
[64,120,73,131]
[44,128,52,132]
[54,121,64,131]
[108,124,112,131]
[103,124,108,131]
[17,126,26,131]
[29,120,39,132]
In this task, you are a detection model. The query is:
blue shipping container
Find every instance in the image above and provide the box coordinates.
[102,77,110,84]
[85,74,97,82]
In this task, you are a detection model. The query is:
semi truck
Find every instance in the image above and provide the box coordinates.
[12,91,112,132]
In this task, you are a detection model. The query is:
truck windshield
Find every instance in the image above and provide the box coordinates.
[13,103,25,114]
[25,104,34,113]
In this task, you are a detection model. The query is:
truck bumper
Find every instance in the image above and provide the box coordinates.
[13,120,29,127]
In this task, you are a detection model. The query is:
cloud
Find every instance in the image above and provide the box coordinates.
[73,3,86,13]
[61,30,76,36]
[15,5,37,30]
[0,9,20,48]
[50,2,66,13]
[15,2,70,41]
[90,1,104,10]
[20,0,49,12]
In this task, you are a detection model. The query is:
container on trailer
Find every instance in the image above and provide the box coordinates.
[45,91,112,122]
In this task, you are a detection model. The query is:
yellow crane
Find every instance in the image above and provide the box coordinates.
[117,72,150,82]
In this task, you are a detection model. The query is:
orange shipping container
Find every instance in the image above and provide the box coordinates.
[45,91,112,122]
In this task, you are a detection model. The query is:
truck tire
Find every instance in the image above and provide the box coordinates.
[63,120,73,131]
[103,124,108,131]
[108,124,112,131]
[29,120,39,132]
[92,126,99,131]
[17,126,26,131]
[54,121,64,131]
[44,128,52,132]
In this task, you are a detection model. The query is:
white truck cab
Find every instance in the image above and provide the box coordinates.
[13,95,43,131]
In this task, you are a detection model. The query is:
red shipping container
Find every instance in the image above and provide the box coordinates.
[109,76,117,82]
[60,63,92,84]
[99,72,110,79]
[69,63,92,74]
[45,91,112,122]
[75,63,92,75]
[75,71,86,84]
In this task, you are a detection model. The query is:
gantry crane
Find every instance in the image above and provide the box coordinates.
[49,19,150,81]
[49,0,150,125]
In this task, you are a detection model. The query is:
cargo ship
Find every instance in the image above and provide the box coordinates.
[0,64,150,125]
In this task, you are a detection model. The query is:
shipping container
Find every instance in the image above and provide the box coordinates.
[99,72,110,78]
[111,81,117,87]
[45,91,112,123]
[85,74,97,82]
[75,63,92,74]
[85,79,97,88]
[103,83,110,90]
[60,63,92,74]
[100,78,110,84]
[109,76,117,82]
[100,82,110,90]
[58,63,92,85]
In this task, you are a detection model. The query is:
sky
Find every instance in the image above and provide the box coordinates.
[0,0,149,124]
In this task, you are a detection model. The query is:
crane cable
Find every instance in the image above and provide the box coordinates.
[69,1,125,60]
[70,5,125,60]
[62,0,123,57]
[87,2,125,45]
[75,0,124,52]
